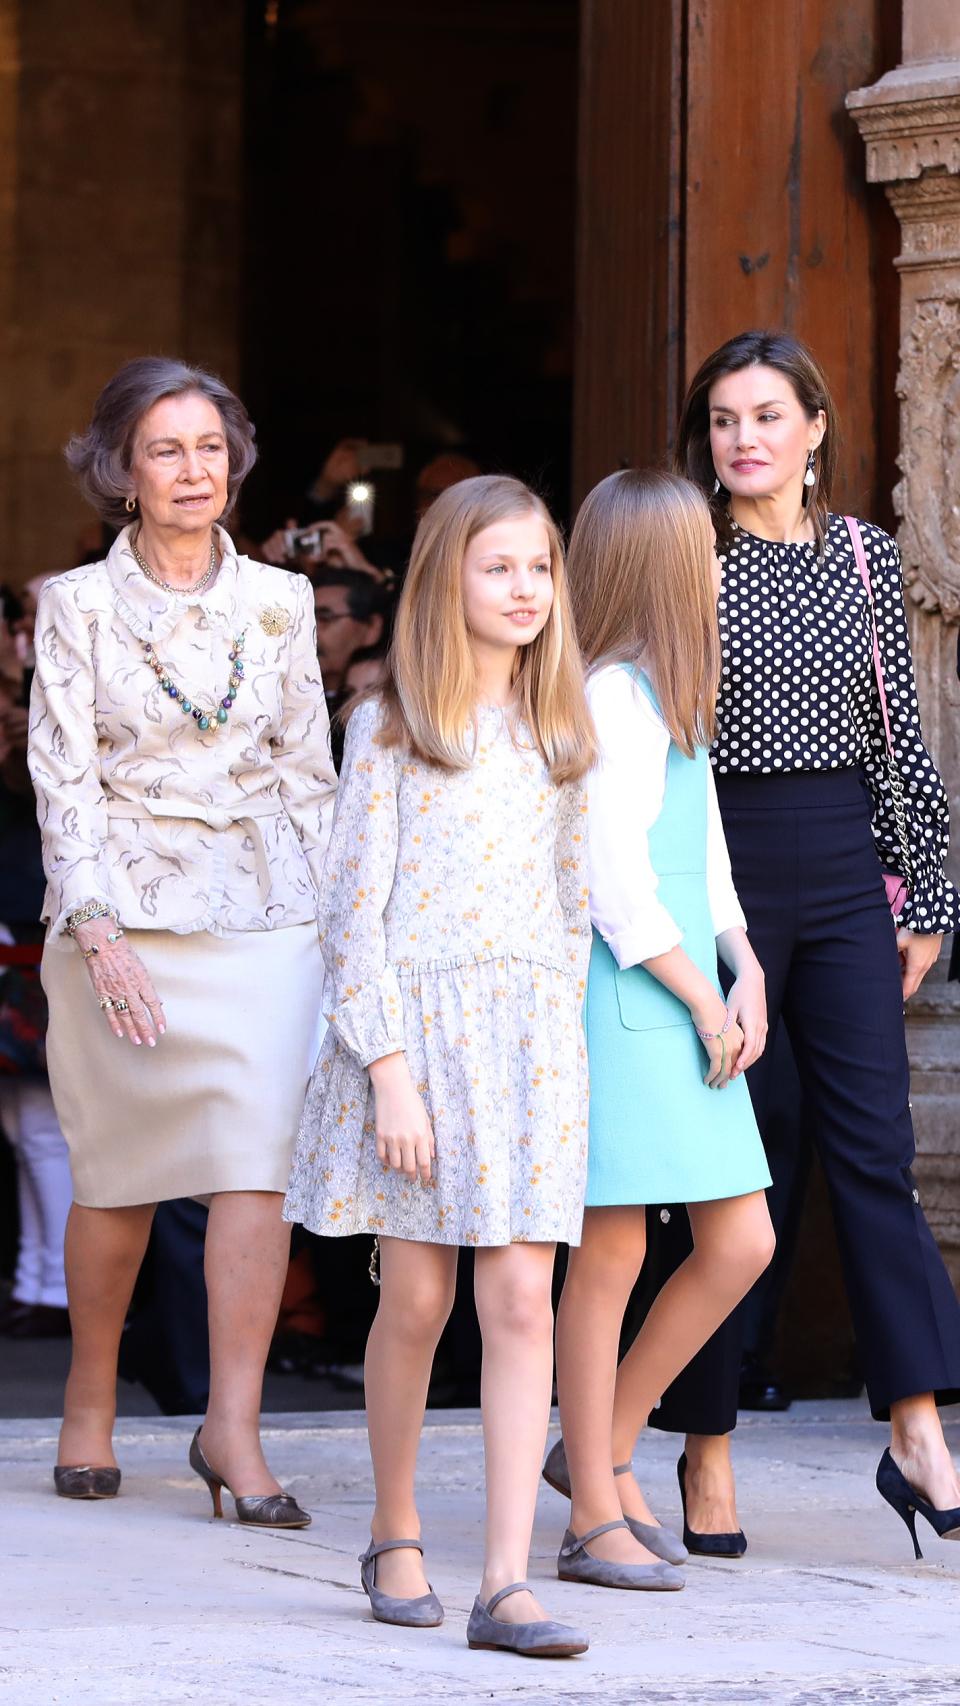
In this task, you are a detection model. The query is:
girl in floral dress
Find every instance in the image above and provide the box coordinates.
[285,476,596,1657]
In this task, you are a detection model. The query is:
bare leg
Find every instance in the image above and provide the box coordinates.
[198,1191,293,1495]
[58,1201,156,1468]
[364,1238,458,1598]
[679,1432,740,1534]
[612,1192,774,1534]
[556,1207,662,1563]
[474,1242,557,1625]
[890,1393,960,1510]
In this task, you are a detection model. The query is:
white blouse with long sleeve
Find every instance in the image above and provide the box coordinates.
[586,665,746,969]
[28,525,338,938]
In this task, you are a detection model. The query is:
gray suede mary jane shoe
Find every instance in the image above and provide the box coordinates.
[359,1538,444,1628]
[558,1519,685,1590]
[542,1436,688,1566]
[466,1581,588,1657]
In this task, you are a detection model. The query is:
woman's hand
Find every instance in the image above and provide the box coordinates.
[311,520,380,577]
[72,916,165,1046]
[896,929,943,1001]
[690,993,744,1090]
[315,438,366,500]
[724,961,767,1078]
[368,1052,435,1184]
[260,517,299,565]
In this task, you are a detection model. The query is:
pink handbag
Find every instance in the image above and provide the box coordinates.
[844,516,911,919]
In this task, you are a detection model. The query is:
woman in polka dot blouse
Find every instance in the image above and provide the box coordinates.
[633,330,960,1561]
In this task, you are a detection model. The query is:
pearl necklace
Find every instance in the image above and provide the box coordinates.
[131,530,219,597]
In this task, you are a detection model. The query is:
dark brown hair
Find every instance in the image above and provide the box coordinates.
[65,356,258,528]
[674,330,840,554]
[568,469,719,758]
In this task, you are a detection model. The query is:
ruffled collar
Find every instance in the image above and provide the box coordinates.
[105,524,244,644]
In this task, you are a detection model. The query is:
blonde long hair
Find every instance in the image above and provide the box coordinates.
[568,469,719,758]
[375,475,596,783]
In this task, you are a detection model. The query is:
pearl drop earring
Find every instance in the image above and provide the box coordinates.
[803,450,817,488]
[713,477,721,495]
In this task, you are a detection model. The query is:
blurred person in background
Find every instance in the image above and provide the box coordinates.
[260,439,481,583]
[414,452,483,519]
[342,641,389,699]
[0,589,73,1340]
[312,568,389,768]
[260,514,382,580]
[28,355,336,1511]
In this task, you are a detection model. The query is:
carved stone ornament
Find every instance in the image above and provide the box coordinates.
[847,63,960,185]
[848,66,960,622]
[887,172,960,272]
[893,295,960,620]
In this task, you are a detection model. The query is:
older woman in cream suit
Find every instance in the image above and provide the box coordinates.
[28,357,337,1519]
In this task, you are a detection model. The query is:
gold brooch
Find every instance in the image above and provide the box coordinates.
[258,604,290,636]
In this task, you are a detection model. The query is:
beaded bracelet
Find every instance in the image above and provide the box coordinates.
[694,1008,732,1043]
[695,1007,732,1080]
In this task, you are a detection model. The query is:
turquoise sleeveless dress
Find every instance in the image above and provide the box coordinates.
[584,669,771,1207]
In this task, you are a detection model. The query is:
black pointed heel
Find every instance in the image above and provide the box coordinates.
[876,1448,960,1561]
[677,1453,747,1559]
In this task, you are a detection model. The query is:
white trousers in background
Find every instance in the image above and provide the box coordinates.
[0,1079,72,1309]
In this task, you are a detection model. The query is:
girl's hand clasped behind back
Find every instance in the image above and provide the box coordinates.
[723,962,767,1079]
[368,1052,436,1184]
[691,993,744,1090]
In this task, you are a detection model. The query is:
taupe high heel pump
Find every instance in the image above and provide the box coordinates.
[188,1428,311,1527]
[53,1465,121,1499]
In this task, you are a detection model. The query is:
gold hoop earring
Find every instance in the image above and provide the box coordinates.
[125,495,137,514]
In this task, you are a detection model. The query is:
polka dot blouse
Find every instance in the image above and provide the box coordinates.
[712,514,959,935]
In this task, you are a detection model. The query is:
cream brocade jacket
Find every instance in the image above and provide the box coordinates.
[28,525,338,938]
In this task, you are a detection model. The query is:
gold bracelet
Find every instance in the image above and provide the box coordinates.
[80,929,124,959]
[65,900,119,934]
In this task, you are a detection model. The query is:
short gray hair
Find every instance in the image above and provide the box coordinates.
[65,356,258,528]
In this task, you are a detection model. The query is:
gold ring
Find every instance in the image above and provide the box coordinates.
[99,996,115,1011]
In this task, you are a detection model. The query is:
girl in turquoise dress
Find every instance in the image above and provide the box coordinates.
[547,469,775,1588]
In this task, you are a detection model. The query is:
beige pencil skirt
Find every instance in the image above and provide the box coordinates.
[42,924,325,1208]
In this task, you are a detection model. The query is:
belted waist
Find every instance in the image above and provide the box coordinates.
[106,796,282,898]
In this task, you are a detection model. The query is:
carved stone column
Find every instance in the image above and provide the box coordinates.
[848,15,960,1285]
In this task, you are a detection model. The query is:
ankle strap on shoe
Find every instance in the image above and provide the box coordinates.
[560,1518,630,1557]
[360,1537,424,1562]
[484,1580,530,1613]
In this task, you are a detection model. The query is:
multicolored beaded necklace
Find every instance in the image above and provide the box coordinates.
[142,633,246,733]
[131,529,246,735]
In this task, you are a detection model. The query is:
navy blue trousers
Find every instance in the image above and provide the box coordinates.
[645,769,960,1431]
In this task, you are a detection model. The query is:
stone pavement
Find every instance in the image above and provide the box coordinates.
[2,1399,959,1706]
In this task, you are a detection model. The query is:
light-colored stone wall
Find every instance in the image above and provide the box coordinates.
[848,5,960,1287]
[0,2,244,586]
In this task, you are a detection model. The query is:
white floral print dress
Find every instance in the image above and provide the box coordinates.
[284,697,591,1247]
